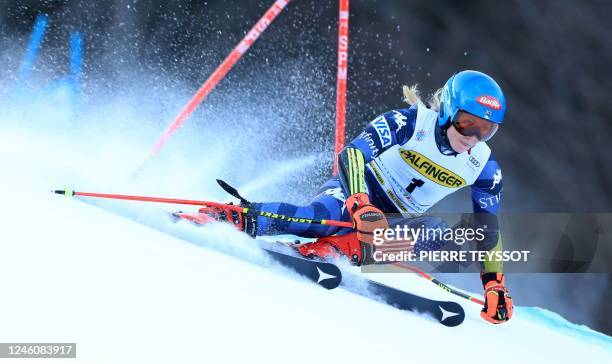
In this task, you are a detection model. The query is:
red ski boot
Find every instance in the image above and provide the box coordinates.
[295,232,373,265]
[172,203,257,237]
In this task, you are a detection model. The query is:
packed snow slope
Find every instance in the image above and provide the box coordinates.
[1,126,611,364]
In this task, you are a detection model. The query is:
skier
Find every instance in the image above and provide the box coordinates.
[180,70,513,324]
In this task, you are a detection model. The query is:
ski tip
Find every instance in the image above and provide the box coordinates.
[53,189,74,196]
[216,179,250,205]
[216,179,229,189]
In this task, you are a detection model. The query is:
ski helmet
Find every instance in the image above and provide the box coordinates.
[437,70,506,127]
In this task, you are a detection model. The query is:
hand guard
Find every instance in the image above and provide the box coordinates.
[480,272,513,324]
[345,193,388,245]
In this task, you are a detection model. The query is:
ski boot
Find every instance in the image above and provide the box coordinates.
[294,232,372,265]
[294,232,415,266]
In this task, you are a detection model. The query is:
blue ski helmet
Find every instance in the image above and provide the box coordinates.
[437,70,506,127]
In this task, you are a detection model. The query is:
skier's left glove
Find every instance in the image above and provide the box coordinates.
[480,272,513,324]
[345,193,388,245]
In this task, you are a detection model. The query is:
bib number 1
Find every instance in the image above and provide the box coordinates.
[406,178,424,193]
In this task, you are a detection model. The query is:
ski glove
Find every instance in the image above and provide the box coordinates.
[480,272,513,324]
[345,193,388,245]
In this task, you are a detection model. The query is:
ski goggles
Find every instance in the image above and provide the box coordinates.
[452,111,499,142]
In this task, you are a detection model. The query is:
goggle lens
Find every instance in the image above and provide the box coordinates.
[452,111,499,141]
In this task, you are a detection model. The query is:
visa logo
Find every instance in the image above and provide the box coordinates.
[372,116,392,148]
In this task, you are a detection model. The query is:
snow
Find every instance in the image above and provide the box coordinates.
[1,125,611,364]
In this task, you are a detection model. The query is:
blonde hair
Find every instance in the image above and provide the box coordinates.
[402,84,443,112]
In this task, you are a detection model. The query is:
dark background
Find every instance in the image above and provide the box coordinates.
[1,1,611,334]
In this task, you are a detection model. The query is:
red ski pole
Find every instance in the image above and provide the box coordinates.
[392,262,485,305]
[149,0,291,157]
[53,189,354,229]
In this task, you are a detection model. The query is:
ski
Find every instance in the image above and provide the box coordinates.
[263,248,342,290]
[341,274,465,327]
[270,238,465,326]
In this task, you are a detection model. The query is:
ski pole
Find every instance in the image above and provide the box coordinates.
[392,262,485,305]
[53,189,354,229]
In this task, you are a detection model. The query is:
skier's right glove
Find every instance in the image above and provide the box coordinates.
[480,272,513,324]
[345,193,388,245]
